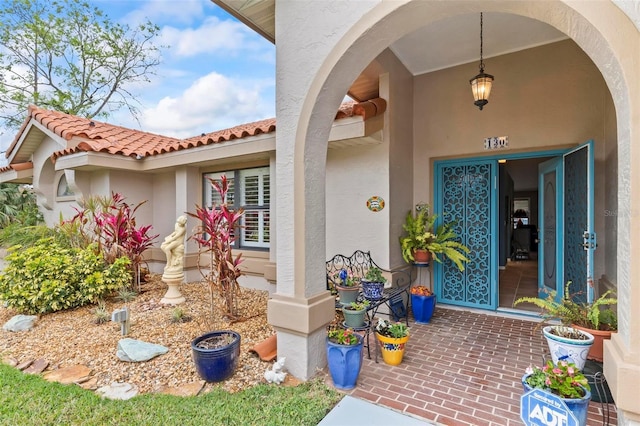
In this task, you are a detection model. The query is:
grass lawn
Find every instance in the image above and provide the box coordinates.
[0,364,343,425]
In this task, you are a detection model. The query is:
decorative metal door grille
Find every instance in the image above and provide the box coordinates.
[564,146,589,302]
[438,161,495,309]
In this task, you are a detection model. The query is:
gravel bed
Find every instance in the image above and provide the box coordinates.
[0,275,278,394]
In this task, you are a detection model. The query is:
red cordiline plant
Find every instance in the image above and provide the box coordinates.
[59,192,158,289]
[187,176,244,322]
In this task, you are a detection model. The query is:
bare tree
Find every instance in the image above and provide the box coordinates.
[0,0,164,128]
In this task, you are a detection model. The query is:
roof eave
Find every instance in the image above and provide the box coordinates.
[0,167,33,184]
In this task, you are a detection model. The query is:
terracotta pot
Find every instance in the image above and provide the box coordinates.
[572,324,614,363]
[413,249,431,264]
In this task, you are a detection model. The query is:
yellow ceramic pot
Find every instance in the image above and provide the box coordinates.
[375,332,409,366]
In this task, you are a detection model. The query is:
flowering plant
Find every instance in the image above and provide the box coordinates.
[375,318,409,338]
[327,326,360,345]
[524,359,590,399]
[336,269,360,287]
[410,285,433,296]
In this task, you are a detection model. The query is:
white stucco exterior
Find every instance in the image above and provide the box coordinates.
[266,1,639,423]
[2,0,640,422]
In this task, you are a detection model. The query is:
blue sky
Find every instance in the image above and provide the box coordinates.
[0,0,275,163]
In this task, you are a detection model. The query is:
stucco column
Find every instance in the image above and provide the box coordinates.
[266,1,374,379]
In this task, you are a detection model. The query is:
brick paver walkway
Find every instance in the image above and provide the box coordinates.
[343,307,617,425]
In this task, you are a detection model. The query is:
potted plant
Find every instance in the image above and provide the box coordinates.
[361,266,386,300]
[410,285,436,324]
[342,300,370,328]
[514,281,617,362]
[399,203,470,271]
[326,326,364,390]
[335,269,360,306]
[374,318,409,365]
[400,203,437,264]
[521,359,591,425]
[187,175,244,382]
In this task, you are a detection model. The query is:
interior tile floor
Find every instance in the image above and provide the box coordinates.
[328,306,617,425]
[499,256,540,311]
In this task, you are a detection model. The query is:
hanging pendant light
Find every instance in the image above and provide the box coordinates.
[470,12,494,110]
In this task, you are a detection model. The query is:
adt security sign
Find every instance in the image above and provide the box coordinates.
[520,389,578,426]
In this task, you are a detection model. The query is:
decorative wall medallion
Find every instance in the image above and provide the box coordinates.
[366,196,385,212]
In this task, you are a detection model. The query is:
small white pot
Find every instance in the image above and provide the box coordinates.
[542,326,594,370]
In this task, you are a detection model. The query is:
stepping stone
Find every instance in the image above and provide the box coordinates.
[16,359,33,371]
[43,365,92,385]
[116,338,168,362]
[23,358,48,374]
[157,381,205,397]
[1,356,18,367]
[78,377,99,390]
[3,315,37,332]
[96,382,138,400]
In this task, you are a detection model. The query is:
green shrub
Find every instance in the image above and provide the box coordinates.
[0,238,131,314]
[0,223,58,248]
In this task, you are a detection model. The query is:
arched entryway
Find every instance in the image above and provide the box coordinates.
[268,2,637,420]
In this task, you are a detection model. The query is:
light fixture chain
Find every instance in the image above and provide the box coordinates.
[479,12,484,72]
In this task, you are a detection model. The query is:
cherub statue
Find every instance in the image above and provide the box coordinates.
[161,215,187,278]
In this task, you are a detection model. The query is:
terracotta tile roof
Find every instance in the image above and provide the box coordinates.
[10,98,386,162]
[0,161,33,173]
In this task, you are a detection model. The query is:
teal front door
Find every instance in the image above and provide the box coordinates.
[538,141,595,302]
[434,160,497,310]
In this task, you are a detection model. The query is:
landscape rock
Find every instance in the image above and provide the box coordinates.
[1,356,18,367]
[43,365,92,385]
[116,338,168,362]
[3,315,37,332]
[16,359,33,371]
[78,377,99,390]
[23,358,49,374]
[96,382,138,400]
[157,381,205,397]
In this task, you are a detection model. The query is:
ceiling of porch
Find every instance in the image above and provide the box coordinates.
[212,1,567,101]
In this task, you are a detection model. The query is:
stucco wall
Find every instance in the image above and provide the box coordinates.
[413,39,613,282]
[325,49,414,269]
[378,49,415,270]
[326,141,389,260]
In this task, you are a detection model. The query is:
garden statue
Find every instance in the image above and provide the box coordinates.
[160,216,187,304]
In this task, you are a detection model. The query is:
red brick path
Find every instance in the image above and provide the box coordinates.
[341,307,617,425]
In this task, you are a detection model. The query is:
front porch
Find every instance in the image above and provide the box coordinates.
[338,306,617,425]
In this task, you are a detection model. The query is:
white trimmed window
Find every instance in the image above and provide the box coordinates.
[203,166,270,249]
[56,175,73,198]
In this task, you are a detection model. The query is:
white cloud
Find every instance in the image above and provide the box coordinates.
[160,16,260,57]
[140,71,274,138]
[119,0,204,27]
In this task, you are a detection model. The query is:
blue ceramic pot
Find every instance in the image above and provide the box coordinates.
[326,334,364,390]
[411,294,436,324]
[362,280,384,300]
[521,374,591,425]
[192,330,241,382]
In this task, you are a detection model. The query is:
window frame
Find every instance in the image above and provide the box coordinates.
[202,166,270,250]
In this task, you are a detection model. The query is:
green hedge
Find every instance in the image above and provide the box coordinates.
[0,238,131,314]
